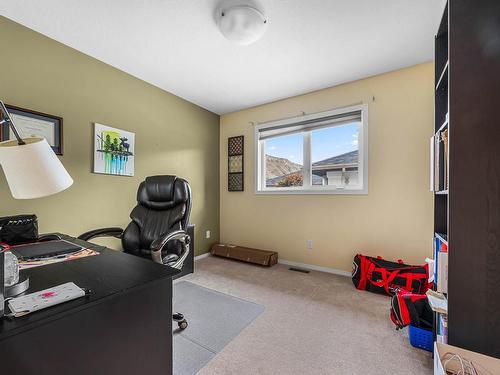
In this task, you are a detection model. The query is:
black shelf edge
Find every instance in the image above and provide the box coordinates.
[436,2,448,38]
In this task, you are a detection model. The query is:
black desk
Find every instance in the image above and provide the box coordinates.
[0,234,178,375]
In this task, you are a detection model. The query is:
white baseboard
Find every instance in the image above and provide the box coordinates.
[194,253,350,277]
[278,259,351,277]
[194,252,211,261]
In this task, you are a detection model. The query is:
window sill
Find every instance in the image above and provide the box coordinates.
[255,188,368,195]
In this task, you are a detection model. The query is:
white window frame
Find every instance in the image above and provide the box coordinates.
[254,104,369,195]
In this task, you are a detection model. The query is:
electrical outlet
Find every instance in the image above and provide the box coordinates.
[205,230,211,239]
[306,240,313,250]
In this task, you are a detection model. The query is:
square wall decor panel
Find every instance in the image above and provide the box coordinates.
[228,136,244,191]
[228,135,244,156]
[228,155,243,173]
[228,173,243,191]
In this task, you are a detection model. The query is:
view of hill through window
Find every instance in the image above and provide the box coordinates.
[265,123,359,188]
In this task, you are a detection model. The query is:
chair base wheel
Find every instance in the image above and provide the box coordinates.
[173,313,184,321]
[178,319,188,330]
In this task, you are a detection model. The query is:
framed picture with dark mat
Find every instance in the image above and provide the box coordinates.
[228,135,244,191]
[0,105,63,155]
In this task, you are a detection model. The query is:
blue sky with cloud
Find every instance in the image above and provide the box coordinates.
[265,123,359,165]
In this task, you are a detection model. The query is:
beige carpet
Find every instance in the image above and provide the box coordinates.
[181,256,432,375]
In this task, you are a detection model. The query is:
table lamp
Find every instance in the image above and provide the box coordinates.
[0,101,73,199]
[0,99,73,318]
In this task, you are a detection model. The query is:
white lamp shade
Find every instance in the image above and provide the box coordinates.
[0,138,73,199]
[218,6,267,45]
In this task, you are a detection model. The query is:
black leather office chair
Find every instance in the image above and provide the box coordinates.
[78,175,192,329]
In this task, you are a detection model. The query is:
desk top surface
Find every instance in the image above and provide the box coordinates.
[0,234,178,340]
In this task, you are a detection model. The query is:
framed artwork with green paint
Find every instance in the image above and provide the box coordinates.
[93,123,135,176]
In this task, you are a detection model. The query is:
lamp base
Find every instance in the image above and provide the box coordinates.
[5,275,30,297]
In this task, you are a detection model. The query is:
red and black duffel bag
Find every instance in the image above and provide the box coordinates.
[352,254,429,296]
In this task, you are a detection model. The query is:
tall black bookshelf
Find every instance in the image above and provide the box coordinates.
[433,0,500,358]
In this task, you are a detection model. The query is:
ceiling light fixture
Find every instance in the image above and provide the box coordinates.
[217,5,267,45]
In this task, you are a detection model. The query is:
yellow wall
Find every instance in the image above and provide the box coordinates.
[0,17,220,254]
[220,63,434,272]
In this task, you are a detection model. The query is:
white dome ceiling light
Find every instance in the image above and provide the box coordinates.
[217,5,267,45]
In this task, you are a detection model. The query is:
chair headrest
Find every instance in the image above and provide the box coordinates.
[137,175,189,210]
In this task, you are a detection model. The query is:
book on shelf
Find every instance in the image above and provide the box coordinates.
[434,237,438,285]
[438,251,448,293]
[434,135,440,191]
[436,232,448,245]
[434,235,448,291]
[438,314,448,344]
[426,289,448,314]
[430,288,449,344]
[441,128,449,190]
[425,257,435,283]
[434,129,449,192]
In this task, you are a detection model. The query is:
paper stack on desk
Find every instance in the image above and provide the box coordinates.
[18,248,99,270]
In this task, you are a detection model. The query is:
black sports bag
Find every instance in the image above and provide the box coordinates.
[390,291,433,330]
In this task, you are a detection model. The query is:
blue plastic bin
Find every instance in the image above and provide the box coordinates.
[408,325,433,352]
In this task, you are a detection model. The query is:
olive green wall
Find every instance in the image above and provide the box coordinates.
[0,17,220,254]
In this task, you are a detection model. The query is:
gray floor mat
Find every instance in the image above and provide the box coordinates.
[172,281,264,374]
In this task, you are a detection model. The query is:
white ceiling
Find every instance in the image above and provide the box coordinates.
[0,0,446,114]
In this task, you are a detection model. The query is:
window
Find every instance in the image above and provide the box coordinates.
[255,104,368,194]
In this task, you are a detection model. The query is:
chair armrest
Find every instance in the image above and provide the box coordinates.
[78,227,124,242]
[150,229,190,266]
